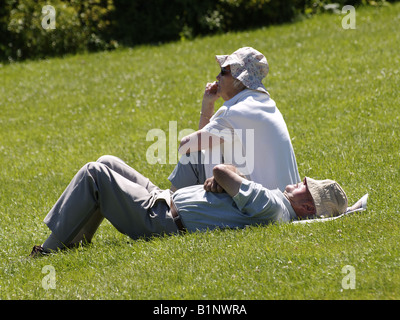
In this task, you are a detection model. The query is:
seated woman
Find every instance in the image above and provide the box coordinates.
[168,47,301,193]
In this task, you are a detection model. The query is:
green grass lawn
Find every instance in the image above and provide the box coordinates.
[1,3,399,300]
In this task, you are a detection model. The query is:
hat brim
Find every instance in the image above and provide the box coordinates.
[215,55,229,67]
[305,177,323,216]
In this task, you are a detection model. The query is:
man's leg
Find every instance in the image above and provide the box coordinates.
[41,161,178,252]
[96,155,160,194]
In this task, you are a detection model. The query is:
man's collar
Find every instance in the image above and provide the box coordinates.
[275,190,298,221]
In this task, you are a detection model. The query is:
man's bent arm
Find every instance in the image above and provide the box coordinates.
[212,164,244,197]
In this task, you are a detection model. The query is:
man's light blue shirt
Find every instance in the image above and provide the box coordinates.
[172,179,298,233]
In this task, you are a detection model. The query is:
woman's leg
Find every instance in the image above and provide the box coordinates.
[168,151,207,190]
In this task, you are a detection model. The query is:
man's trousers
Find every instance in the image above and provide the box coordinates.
[43,155,179,246]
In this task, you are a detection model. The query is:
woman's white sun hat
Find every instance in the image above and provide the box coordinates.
[216,46,269,95]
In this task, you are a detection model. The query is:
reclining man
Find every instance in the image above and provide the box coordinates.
[30,155,348,257]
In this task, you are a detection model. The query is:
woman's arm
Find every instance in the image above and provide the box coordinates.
[199,81,219,129]
[178,130,224,155]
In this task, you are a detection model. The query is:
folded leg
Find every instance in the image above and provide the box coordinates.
[97,155,160,194]
[168,151,208,190]
[43,161,178,250]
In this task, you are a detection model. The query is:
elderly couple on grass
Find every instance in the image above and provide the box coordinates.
[30,47,348,257]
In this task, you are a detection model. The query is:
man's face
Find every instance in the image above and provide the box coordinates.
[284,177,316,218]
[284,178,309,201]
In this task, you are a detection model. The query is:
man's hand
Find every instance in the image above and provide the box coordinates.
[204,176,225,193]
[204,164,245,197]
[212,164,244,197]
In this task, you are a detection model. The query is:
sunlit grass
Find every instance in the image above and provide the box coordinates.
[0,3,399,300]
